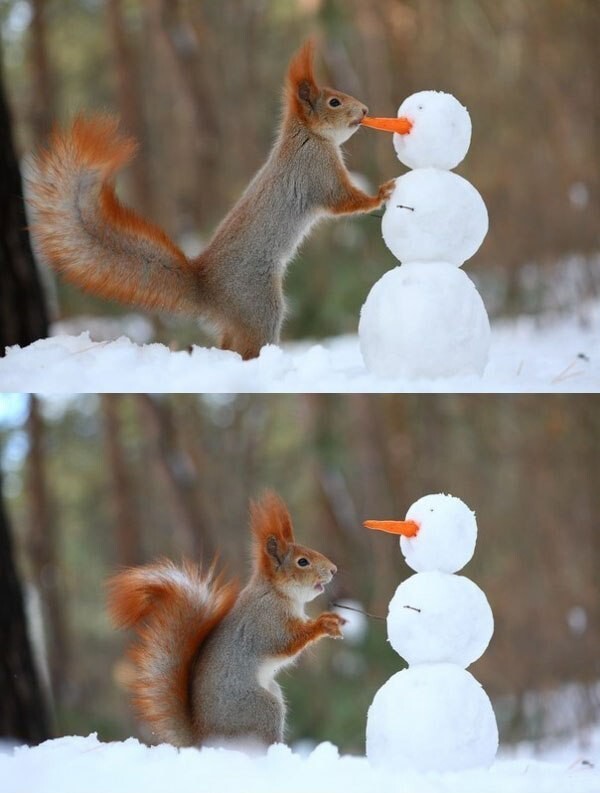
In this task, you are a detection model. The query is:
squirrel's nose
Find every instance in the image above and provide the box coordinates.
[361,106,368,117]
[329,565,337,577]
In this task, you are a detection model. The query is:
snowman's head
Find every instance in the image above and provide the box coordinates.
[365,493,477,573]
[392,91,472,171]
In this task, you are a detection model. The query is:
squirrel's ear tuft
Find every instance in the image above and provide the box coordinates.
[286,39,319,116]
[250,491,295,573]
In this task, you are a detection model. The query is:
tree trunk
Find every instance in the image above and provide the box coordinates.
[26,396,69,704]
[101,395,142,567]
[105,0,154,218]
[28,0,56,146]
[136,395,215,560]
[0,469,50,744]
[0,52,49,355]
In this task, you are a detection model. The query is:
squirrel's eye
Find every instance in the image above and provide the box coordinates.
[297,557,310,567]
[328,98,341,108]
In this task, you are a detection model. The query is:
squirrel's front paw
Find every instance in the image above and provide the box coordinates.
[377,179,396,205]
[318,612,347,639]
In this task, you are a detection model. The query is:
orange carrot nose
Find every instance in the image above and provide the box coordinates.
[364,519,420,537]
[361,116,413,135]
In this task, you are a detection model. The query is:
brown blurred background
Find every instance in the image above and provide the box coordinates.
[1,394,599,750]
[1,0,599,348]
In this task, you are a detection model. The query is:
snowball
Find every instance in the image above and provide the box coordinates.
[359,263,490,380]
[381,170,488,266]
[387,572,493,667]
[400,493,478,573]
[393,91,472,170]
[366,665,498,772]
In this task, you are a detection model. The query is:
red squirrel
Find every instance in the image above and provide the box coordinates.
[28,40,394,359]
[107,491,345,747]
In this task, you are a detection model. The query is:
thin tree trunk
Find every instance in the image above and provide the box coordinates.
[101,395,142,567]
[0,469,50,744]
[144,0,220,223]
[105,0,154,217]
[0,51,49,354]
[28,0,56,146]
[26,396,68,704]
[136,395,215,560]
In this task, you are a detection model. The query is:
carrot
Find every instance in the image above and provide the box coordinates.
[363,519,420,537]
[361,116,413,134]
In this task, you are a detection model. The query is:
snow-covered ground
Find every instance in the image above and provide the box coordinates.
[0,731,598,793]
[0,301,599,392]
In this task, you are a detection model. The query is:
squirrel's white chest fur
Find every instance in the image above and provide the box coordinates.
[257,655,297,694]
[257,599,306,693]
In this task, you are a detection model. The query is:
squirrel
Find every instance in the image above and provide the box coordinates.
[106,491,345,748]
[28,40,394,360]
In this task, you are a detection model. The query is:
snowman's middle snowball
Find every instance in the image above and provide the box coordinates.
[387,571,494,667]
[381,169,488,266]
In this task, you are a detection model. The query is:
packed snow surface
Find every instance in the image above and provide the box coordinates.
[381,170,489,266]
[366,664,499,772]
[2,732,599,793]
[401,494,478,573]
[393,91,472,170]
[387,572,494,667]
[359,263,490,378]
[1,300,599,392]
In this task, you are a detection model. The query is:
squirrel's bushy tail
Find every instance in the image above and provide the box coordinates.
[27,115,202,315]
[107,559,238,746]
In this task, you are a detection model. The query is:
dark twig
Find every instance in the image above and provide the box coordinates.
[331,601,386,621]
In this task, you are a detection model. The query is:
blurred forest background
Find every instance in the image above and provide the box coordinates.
[1,393,599,751]
[0,0,599,350]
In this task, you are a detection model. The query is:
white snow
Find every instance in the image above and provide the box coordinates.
[0,298,599,392]
[381,170,488,266]
[393,91,472,170]
[1,731,599,793]
[401,494,477,573]
[366,664,498,772]
[359,263,490,378]
[387,572,493,667]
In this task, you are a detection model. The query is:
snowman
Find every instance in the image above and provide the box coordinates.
[359,92,490,379]
[363,493,498,773]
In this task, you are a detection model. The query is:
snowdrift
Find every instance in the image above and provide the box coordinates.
[1,303,599,393]
[1,733,599,793]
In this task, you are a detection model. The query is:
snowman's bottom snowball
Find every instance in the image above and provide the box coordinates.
[359,263,490,379]
[366,664,498,773]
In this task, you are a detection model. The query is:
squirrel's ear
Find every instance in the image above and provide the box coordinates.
[250,491,295,574]
[266,535,285,567]
[287,39,319,116]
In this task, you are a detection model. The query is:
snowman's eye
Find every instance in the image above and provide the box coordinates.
[418,105,423,110]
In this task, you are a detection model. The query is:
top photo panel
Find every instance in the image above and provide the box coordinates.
[0,1,598,393]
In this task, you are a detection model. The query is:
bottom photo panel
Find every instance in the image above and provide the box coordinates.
[1,394,599,793]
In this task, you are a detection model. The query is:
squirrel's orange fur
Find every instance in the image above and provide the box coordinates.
[107,559,238,745]
[29,116,197,314]
[107,492,343,747]
[29,41,393,359]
